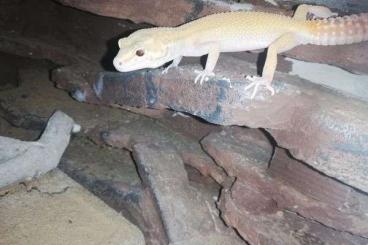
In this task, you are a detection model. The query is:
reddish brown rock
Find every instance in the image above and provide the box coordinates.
[132,142,244,244]
[55,0,368,26]
[59,134,168,245]
[55,0,247,27]
[287,42,368,74]
[201,127,368,242]
[96,115,226,184]
[220,185,368,245]
[68,54,368,193]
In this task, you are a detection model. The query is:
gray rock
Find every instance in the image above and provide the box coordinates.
[0,111,79,189]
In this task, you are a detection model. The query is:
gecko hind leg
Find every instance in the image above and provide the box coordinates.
[245,33,298,99]
[293,4,338,20]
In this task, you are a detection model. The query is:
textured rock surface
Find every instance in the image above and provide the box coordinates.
[99,116,226,184]
[132,142,243,244]
[55,0,368,25]
[275,0,368,13]
[55,0,251,27]
[0,55,163,243]
[0,59,163,243]
[0,56,227,244]
[201,127,368,243]
[0,0,148,69]
[0,111,79,188]
[60,116,225,245]
[69,56,368,193]
[0,170,145,245]
[61,149,167,245]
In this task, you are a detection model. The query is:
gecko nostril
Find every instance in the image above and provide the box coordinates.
[118,62,122,66]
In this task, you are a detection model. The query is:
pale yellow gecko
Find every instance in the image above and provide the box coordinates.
[113,4,368,98]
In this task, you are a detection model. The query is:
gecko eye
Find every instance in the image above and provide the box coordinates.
[136,49,145,57]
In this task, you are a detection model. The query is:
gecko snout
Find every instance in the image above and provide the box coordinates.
[113,57,124,71]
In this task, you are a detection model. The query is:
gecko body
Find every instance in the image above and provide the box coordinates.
[113,5,368,98]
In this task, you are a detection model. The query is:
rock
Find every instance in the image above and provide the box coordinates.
[59,134,167,245]
[275,0,368,13]
[0,0,147,68]
[0,58,224,244]
[70,54,368,193]
[220,186,368,245]
[55,0,253,27]
[132,142,244,244]
[201,127,368,243]
[0,169,145,245]
[99,115,226,184]
[55,0,368,26]
[286,43,368,75]
[0,111,79,189]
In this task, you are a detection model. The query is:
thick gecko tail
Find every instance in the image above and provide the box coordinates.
[307,13,368,45]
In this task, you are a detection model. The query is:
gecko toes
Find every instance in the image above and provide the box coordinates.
[244,76,275,99]
[194,70,215,85]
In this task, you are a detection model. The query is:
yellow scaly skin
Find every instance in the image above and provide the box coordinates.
[113,4,368,99]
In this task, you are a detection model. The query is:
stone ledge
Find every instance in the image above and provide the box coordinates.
[65,55,368,193]
[0,169,145,245]
[202,127,368,243]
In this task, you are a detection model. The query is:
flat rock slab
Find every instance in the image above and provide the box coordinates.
[201,127,368,243]
[100,114,226,184]
[55,0,368,25]
[59,134,167,245]
[0,169,145,245]
[56,0,253,27]
[71,54,368,193]
[132,143,243,245]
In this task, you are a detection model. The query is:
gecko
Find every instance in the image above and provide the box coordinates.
[113,4,368,99]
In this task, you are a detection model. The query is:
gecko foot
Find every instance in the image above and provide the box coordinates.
[244,75,275,99]
[194,70,215,85]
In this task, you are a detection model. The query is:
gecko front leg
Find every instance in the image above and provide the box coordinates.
[194,46,220,85]
[245,33,298,99]
[162,56,182,74]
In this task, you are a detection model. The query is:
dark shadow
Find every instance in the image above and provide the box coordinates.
[259,128,277,168]
[256,49,267,76]
[199,55,208,69]
[100,29,138,71]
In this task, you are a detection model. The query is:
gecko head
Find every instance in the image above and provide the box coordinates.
[113,28,170,72]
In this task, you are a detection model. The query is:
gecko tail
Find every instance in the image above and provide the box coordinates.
[307,13,368,45]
